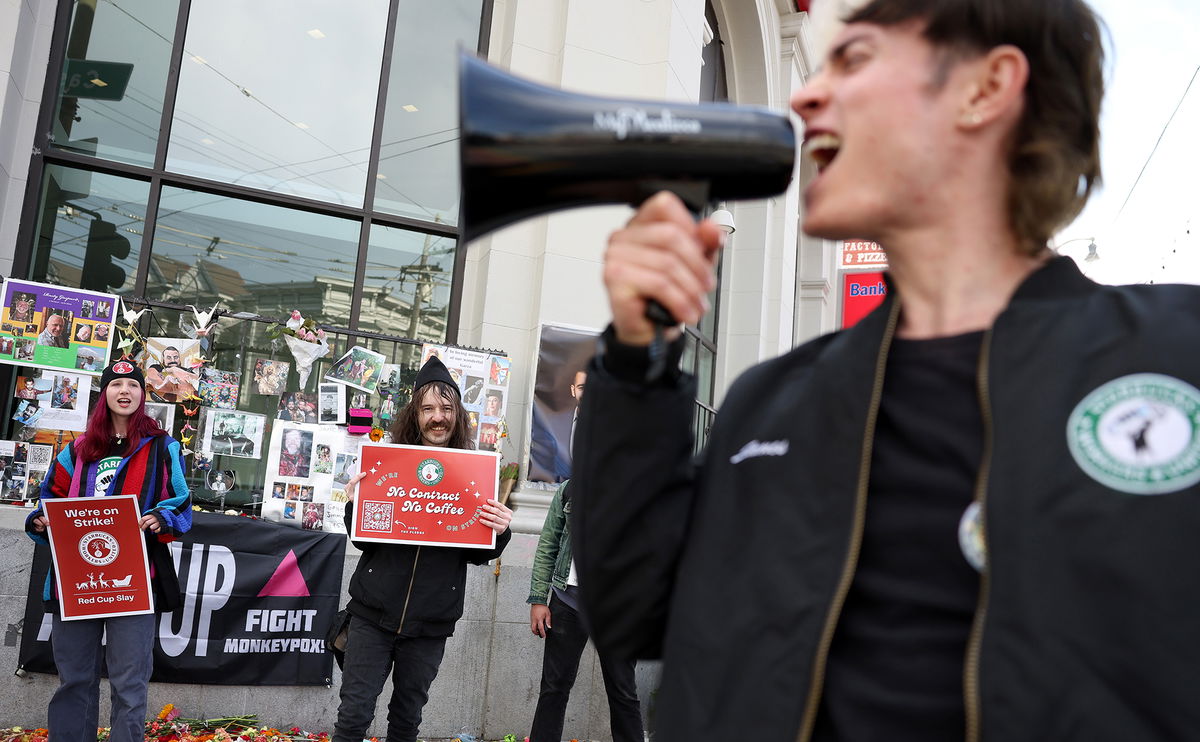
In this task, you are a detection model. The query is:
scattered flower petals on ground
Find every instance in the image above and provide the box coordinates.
[0,708,524,742]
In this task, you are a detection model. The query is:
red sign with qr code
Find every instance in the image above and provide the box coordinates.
[43,494,154,620]
[350,443,500,549]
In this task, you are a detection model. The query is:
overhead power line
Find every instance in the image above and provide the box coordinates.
[1114,64,1199,222]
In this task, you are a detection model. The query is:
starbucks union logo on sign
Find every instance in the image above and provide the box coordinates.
[417,458,445,487]
[1067,373,1200,495]
[79,531,120,566]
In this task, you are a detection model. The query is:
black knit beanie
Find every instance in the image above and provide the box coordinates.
[100,359,145,390]
[413,356,458,396]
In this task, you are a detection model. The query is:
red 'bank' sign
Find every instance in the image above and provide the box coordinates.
[841,271,888,329]
[43,494,153,620]
[351,443,500,549]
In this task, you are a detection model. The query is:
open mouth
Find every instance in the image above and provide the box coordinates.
[803,132,841,172]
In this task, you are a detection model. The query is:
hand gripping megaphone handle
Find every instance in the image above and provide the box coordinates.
[644,299,676,326]
[643,299,676,383]
[639,197,701,383]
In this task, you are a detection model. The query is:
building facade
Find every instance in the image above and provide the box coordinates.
[0,0,838,737]
[2,0,839,511]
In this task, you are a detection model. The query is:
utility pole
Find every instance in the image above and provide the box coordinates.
[398,231,443,367]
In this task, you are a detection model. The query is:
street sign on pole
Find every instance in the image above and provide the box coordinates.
[61,59,134,101]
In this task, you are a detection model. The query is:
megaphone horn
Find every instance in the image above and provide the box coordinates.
[458,52,796,244]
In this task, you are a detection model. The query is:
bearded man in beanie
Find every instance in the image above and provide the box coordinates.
[334,356,513,742]
[26,359,191,742]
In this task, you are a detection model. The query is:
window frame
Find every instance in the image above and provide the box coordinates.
[11,0,493,340]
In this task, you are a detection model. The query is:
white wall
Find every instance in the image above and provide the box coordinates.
[466,0,838,528]
[0,0,54,278]
[463,0,840,525]
[467,0,708,530]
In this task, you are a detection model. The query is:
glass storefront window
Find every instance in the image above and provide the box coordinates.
[698,270,720,339]
[29,164,150,295]
[139,315,425,509]
[372,0,482,224]
[697,343,715,405]
[681,333,696,379]
[51,0,180,167]
[358,335,423,410]
[10,0,488,512]
[146,187,361,326]
[166,0,389,206]
[190,316,290,507]
[359,223,454,342]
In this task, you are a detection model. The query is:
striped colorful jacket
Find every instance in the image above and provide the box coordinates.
[25,434,193,612]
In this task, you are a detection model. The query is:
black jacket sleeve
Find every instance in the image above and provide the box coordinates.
[571,326,698,660]
[465,525,512,565]
[344,501,378,556]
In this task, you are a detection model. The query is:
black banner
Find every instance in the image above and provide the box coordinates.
[19,512,346,686]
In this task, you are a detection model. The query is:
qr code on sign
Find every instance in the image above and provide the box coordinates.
[361,501,393,532]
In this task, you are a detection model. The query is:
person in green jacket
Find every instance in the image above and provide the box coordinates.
[527,478,643,742]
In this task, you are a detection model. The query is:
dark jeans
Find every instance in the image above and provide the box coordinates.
[49,612,156,742]
[530,593,643,742]
[333,615,447,742]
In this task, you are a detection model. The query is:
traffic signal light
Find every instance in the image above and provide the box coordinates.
[81,218,130,292]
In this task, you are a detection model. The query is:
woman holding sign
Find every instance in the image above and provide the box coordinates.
[25,360,192,742]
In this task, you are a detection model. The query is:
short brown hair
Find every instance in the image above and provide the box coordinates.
[846,0,1105,254]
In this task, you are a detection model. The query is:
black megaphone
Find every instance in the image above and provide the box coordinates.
[458,52,796,244]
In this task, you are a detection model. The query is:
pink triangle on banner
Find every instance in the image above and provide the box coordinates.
[258,550,311,597]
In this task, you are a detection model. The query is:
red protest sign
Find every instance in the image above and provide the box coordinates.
[351,443,500,549]
[43,494,153,620]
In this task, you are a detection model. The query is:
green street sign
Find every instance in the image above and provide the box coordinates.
[62,59,134,101]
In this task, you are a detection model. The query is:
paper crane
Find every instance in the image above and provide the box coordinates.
[120,298,149,327]
[186,303,220,337]
[116,297,149,349]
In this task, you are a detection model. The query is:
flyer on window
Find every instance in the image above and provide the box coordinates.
[349,443,499,549]
[141,336,205,404]
[259,422,361,534]
[0,278,117,376]
[43,494,153,620]
[419,343,511,451]
[0,440,52,501]
[16,370,93,432]
[198,408,265,459]
[324,345,386,394]
[198,367,241,409]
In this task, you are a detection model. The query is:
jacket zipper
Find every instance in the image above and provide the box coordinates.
[796,299,900,742]
[397,546,422,633]
[964,329,994,742]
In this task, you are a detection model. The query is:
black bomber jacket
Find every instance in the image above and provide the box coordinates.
[573,257,1200,742]
[345,500,511,637]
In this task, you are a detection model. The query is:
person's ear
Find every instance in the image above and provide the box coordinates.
[956,44,1028,131]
